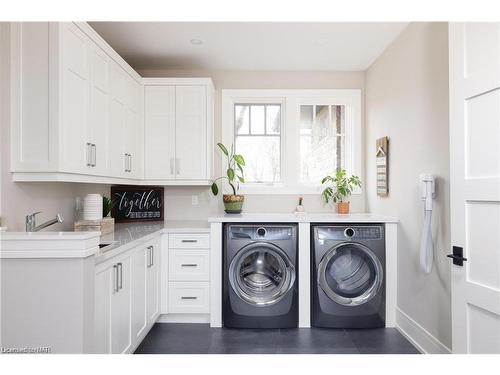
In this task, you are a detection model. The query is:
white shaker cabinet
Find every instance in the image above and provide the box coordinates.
[94,252,132,354]
[144,78,214,184]
[10,22,143,183]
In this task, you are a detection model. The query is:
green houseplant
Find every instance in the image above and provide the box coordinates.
[211,143,246,214]
[102,195,115,218]
[321,169,362,214]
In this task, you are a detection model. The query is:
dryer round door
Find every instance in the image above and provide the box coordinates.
[318,242,383,306]
[229,242,295,306]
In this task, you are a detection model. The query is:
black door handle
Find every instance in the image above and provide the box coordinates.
[447,246,467,266]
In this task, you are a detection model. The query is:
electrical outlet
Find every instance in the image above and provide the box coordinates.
[191,195,199,206]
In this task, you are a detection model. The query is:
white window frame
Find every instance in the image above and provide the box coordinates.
[222,89,362,195]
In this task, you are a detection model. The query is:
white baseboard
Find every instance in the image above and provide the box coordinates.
[396,307,451,354]
[157,313,210,324]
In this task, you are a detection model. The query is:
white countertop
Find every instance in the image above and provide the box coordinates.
[0,220,209,260]
[96,220,209,264]
[208,213,399,223]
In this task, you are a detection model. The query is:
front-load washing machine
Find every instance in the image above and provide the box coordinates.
[311,224,385,328]
[223,223,298,328]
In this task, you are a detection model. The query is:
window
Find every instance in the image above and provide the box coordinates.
[299,104,345,184]
[222,90,361,194]
[234,104,282,183]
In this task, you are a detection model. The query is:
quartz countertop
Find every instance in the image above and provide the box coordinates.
[96,220,210,264]
[207,213,399,223]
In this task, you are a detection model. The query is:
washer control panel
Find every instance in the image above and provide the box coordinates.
[316,225,383,241]
[228,225,295,240]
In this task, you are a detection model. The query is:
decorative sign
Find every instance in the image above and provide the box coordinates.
[111,186,164,223]
[376,137,389,197]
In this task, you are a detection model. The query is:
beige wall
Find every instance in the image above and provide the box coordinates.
[139,69,366,219]
[0,23,110,231]
[365,23,451,348]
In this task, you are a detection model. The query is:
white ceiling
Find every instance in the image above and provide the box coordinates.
[89,22,408,71]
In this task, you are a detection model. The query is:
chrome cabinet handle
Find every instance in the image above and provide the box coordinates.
[150,245,154,267]
[181,296,197,300]
[124,153,128,172]
[91,144,96,167]
[86,143,92,167]
[181,264,198,267]
[181,239,198,243]
[128,154,132,172]
[146,246,151,268]
[117,262,123,290]
[146,245,154,268]
[113,264,119,292]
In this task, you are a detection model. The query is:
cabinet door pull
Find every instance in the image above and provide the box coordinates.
[181,264,198,267]
[150,245,154,267]
[86,143,92,167]
[128,154,132,172]
[113,264,119,292]
[117,262,123,290]
[181,296,198,300]
[91,144,96,167]
[181,239,198,243]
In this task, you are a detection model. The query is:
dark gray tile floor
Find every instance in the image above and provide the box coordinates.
[134,323,420,354]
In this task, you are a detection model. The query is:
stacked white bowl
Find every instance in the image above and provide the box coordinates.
[83,194,103,220]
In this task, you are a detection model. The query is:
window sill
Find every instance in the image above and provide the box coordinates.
[237,185,363,195]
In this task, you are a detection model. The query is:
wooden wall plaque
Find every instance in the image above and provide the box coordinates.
[111,186,164,223]
[376,137,389,197]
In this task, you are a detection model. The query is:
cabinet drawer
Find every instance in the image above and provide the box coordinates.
[168,233,209,249]
[167,282,209,314]
[169,249,209,281]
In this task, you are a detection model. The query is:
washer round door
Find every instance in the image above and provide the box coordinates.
[229,242,295,306]
[318,242,383,306]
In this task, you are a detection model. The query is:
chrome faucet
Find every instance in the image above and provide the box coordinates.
[25,212,64,232]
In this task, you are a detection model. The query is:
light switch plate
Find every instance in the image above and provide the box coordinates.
[191,195,199,206]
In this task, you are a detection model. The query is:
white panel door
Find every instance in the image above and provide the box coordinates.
[175,86,207,180]
[131,246,147,343]
[144,85,176,180]
[111,256,132,354]
[94,268,111,353]
[108,64,126,177]
[88,43,110,176]
[449,23,500,354]
[146,238,161,325]
[60,23,89,174]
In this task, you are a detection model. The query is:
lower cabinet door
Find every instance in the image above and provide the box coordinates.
[94,267,112,353]
[146,238,161,325]
[111,256,132,354]
[131,246,147,342]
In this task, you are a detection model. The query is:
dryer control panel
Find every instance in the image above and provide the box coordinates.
[316,225,383,241]
[228,225,295,240]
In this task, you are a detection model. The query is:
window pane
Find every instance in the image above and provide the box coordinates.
[235,105,249,134]
[250,105,265,134]
[300,104,345,184]
[332,105,345,135]
[300,105,313,135]
[266,105,281,134]
[236,136,280,183]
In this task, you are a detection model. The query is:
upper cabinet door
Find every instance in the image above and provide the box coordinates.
[88,43,110,176]
[108,64,127,177]
[144,86,176,180]
[175,85,207,180]
[59,23,89,174]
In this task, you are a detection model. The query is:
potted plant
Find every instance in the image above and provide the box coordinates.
[321,169,361,214]
[211,143,246,214]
